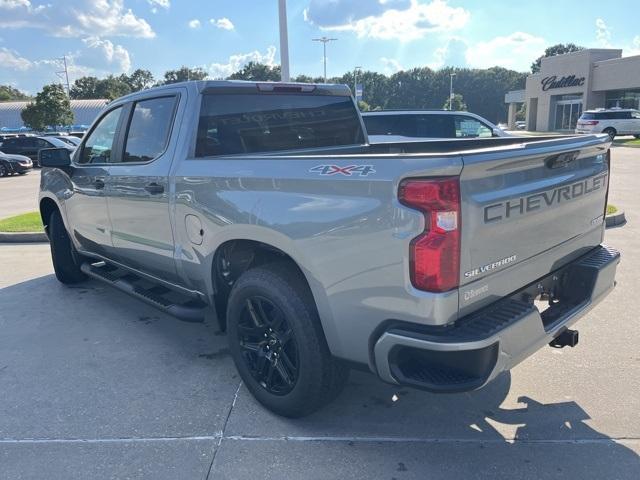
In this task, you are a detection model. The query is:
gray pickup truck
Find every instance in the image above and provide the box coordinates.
[38,80,619,417]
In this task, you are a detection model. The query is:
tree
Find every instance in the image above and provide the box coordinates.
[120,69,155,92]
[227,62,281,81]
[21,84,73,131]
[0,85,30,101]
[531,43,584,73]
[443,93,467,111]
[162,66,207,84]
[516,103,527,121]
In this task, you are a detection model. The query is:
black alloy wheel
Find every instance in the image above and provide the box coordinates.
[237,296,299,395]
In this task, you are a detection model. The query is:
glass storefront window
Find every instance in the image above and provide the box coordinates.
[553,95,583,130]
[605,89,640,109]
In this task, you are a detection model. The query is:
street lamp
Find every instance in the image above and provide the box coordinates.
[353,66,362,100]
[312,37,338,83]
[449,72,456,110]
[278,0,290,82]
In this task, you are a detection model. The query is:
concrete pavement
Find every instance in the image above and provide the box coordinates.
[0,148,638,479]
[0,169,40,220]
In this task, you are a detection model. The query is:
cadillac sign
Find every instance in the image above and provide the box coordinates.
[541,75,585,91]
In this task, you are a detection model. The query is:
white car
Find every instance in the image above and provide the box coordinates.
[576,108,640,139]
[362,110,510,143]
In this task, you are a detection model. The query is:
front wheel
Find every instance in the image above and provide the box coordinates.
[0,163,8,177]
[48,209,87,284]
[226,263,348,417]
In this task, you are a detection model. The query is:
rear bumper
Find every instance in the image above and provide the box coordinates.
[373,244,620,392]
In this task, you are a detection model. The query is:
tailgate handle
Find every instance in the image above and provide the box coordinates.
[545,150,579,169]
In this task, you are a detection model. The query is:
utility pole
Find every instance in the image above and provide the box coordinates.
[312,37,337,83]
[55,56,71,96]
[278,0,290,81]
[449,72,456,110]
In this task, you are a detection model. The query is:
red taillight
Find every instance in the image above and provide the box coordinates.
[399,177,461,293]
[580,120,599,126]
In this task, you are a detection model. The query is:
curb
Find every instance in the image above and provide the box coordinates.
[605,210,626,228]
[0,231,48,243]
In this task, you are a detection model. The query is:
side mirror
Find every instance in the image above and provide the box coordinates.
[39,148,71,167]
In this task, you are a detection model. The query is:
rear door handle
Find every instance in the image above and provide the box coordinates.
[144,182,164,194]
[94,178,105,190]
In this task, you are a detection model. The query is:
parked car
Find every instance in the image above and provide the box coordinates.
[515,121,527,130]
[0,151,32,176]
[576,108,640,139]
[0,136,75,167]
[38,80,618,417]
[362,110,510,143]
[53,135,82,147]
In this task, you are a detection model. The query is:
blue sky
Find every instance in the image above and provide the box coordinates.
[1,0,639,93]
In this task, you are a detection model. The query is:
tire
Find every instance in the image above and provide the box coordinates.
[603,127,616,139]
[0,163,8,177]
[48,209,87,284]
[226,263,349,417]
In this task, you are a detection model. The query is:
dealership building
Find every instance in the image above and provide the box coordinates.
[505,48,640,132]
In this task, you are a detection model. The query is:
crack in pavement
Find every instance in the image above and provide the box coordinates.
[205,381,243,480]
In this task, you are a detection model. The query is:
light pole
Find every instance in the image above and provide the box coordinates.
[449,72,456,110]
[312,37,337,83]
[353,66,362,99]
[278,0,290,82]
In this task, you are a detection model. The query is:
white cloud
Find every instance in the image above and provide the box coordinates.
[596,18,611,47]
[207,46,277,79]
[147,0,169,9]
[306,0,469,41]
[380,57,403,73]
[0,0,155,38]
[210,17,234,31]
[466,32,546,71]
[0,46,32,70]
[431,37,468,68]
[188,19,201,29]
[79,36,132,73]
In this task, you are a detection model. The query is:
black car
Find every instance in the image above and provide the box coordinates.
[0,151,33,176]
[0,136,75,167]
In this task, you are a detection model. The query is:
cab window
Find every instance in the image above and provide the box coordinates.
[79,107,123,164]
[455,116,493,138]
[121,96,177,163]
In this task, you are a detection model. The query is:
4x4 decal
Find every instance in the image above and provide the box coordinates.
[309,165,376,176]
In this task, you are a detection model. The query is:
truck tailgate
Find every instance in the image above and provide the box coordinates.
[458,135,611,314]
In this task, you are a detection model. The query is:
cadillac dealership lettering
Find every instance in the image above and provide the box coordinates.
[541,75,586,91]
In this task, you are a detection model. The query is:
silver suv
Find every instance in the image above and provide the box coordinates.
[576,108,640,139]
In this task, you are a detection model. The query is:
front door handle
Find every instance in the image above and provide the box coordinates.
[144,182,164,195]
[94,178,105,190]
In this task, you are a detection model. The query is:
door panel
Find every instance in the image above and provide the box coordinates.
[107,94,181,282]
[65,106,124,257]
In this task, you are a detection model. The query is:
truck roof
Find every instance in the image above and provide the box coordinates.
[115,80,353,103]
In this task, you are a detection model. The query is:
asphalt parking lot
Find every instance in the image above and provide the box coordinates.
[0,148,639,479]
[0,169,40,220]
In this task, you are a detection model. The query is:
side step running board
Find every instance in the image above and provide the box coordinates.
[81,262,207,323]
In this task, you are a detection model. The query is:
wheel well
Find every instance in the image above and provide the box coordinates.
[39,198,59,234]
[212,239,309,331]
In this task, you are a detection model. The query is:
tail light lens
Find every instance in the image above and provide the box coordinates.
[581,120,599,126]
[399,177,461,293]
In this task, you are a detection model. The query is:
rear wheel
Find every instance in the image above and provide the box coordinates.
[0,163,8,177]
[603,127,616,139]
[48,209,87,284]
[226,263,348,417]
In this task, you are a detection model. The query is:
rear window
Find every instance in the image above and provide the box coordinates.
[195,93,364,157]
[363,114,455,138]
